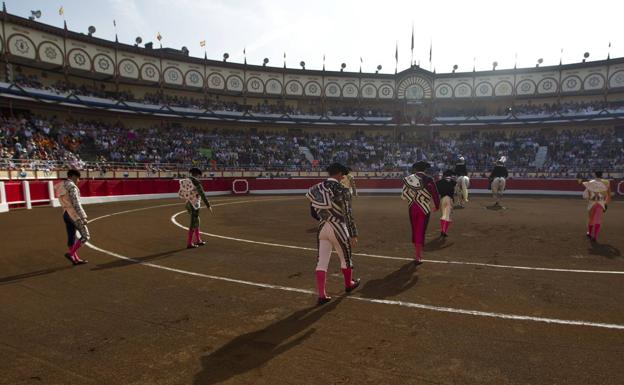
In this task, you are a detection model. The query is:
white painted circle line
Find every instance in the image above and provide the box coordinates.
[83,199,624,330]
[169,211,624,276]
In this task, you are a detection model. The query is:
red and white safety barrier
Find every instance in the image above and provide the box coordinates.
[1,177,620,213]
[0,182,8,213]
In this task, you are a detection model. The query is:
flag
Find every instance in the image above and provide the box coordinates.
[359,56,363,72]
[243,47,246,65]
[58,6,64,15]
[283,52,286,68]
[322,54,325,71]
[411,24,414,51]
[608,41,611,59]
[113,19,116,27]
[156,32,162,41]
[559,48,563,65]
[200,40,206,47]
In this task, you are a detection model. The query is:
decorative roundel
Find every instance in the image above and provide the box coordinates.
[73,52,87,66]
[438,85,450,96]
[289,82,300,93]
[611,72,624,88]
[379,85,393,98]
[327,84,339,96]
[168,70,179,82]
[495,82,512,96]
[98,57,110,71]
[516,80,535,95]
[44,46,57,60]
[343,84,357,97]
[306,82,321,96]
[456,85,470,97]
[227,76,243,91]
[266,79,281,94]
[565,78,578,90]
[211,76,222,87]
[14,38,30,54]
[123,62,135,75]
[584,74,604,90]
[476,83,492,97]
[141,64,158,81]
[189,72,200,84]
[363,85,375,97]
[542,80,553,91]
[250,79,261,90]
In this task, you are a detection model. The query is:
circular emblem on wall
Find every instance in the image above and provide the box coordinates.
[328,85,338,95]
[145,66,156,78]
[614,73,624,86]
[230,78,241,88]
[308,84,318,94]
[98,57,110,70]
[380,86,392,96]
[269,82,278,91]
[588,76,600,87]
[520,82,531,92]
[457,85,469,96]
[189,72,200,84]
[123,63,134,74]
[289,83,299,93]
[542,80,553,91]
[14,38,30,54]
[405,85,424,100]
[168,70,179,81]
[566,78,578,89]
[44,47,57,60]
[364,86,374,96]
[250,80,261,90]
[73,53,86,66]
[440,86,449,96]
[210,76,222,86]
[479,84,489,94]
[344,85,355,95]
[499,84,509,93]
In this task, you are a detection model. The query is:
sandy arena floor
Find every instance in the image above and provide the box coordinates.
[1,195,623,385]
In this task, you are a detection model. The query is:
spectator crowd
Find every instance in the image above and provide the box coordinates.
[2,114,623,178]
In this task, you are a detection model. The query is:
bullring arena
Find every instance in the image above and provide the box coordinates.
[1,178,623,384]
[2,2,624,384]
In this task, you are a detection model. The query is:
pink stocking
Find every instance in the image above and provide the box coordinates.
[315,270,327,298]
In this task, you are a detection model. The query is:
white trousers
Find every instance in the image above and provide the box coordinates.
[455,176,470,202]
[492,177,506,201]
[316,222,350,272]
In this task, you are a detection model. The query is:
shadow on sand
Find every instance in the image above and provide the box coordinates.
[359,262,418,299]
[0,265,74,285]
[91,248,188,271]
[192,296,343,384]
[588,242,621,258]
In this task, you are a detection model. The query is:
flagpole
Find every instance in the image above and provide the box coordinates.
[395,40,398,74]
[410,22,414,67]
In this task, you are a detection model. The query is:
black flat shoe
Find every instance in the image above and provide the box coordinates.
[64,253,75,264]
[317,297,332,306]
[414,260,423,266]
[345,278,361,293]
